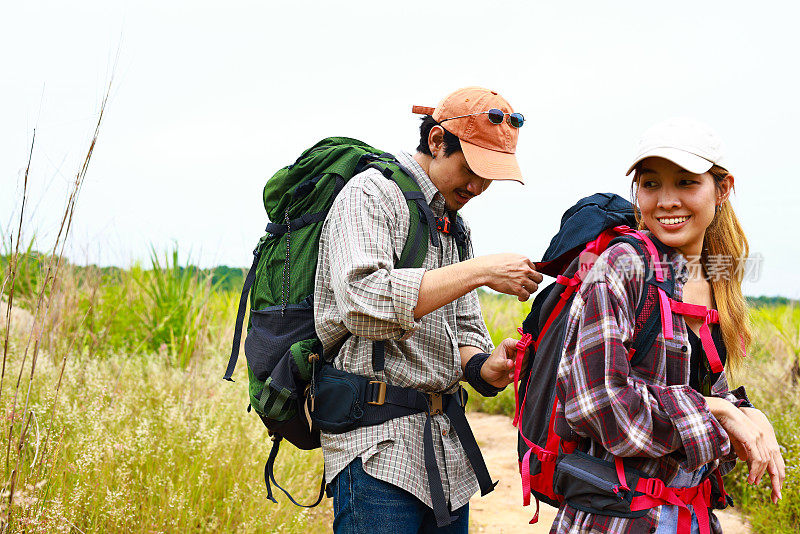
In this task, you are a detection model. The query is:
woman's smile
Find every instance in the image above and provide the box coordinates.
[655,214,691,227]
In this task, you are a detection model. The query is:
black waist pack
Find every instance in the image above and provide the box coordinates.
[309,364,446,434]
[310,364,371,433]
[553,450,649,518]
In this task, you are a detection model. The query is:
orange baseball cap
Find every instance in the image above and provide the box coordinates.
[412,86,524,184]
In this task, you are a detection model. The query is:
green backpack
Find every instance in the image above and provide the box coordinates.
[222,137,468,506]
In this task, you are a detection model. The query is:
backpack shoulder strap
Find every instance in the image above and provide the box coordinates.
[355,154,439,270]
[607,235,675,366]
[353,152,471,266]
[352,155,430,372]
[448,211,470,262]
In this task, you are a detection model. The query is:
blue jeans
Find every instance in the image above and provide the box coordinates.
[331,457,469,534]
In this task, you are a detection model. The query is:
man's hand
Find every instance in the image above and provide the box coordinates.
[416,252,543,319]
[479,338,519,389]
[473,254,543,302]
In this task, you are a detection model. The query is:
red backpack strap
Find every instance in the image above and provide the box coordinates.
[513,327,534,427]
[630,476,714,534]
[668,300,724,374]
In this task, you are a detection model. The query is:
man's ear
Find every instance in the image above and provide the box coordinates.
[428,126,445,158]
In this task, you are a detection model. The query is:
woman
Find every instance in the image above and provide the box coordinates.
[551,117,784,533]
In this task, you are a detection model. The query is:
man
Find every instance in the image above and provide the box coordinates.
[314,86,542,533]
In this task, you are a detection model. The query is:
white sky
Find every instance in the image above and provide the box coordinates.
[2,0,799,297]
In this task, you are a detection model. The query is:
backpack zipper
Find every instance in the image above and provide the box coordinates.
[557,460,625,498]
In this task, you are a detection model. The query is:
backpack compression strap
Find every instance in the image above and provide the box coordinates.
[264,435,326,508]
[223,247,261,382]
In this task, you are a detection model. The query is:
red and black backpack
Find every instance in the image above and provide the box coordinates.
[512,193,730,534]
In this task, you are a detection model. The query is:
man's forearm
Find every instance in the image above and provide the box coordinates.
[414,259,485,319]
[459,345,483,371]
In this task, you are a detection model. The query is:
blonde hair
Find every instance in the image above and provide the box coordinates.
[632,164,751,368]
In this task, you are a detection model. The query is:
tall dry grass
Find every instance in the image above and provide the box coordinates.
[1,103,102,531]
[0,320,329,532]
[0,87,327,532]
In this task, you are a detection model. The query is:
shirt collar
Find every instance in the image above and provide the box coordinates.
[397,151,446,216]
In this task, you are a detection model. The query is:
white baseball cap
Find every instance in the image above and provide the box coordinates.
[626,117,727,176]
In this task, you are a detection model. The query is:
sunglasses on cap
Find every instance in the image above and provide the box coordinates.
[439,108,525,129]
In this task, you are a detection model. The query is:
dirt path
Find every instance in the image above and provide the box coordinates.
[467,412,751,533]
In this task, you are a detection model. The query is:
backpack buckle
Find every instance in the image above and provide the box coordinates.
[436,216,451,234]
[367,381,387,406]
[427,392,443,415]
[537,450,557,464]
[644,478,666,498]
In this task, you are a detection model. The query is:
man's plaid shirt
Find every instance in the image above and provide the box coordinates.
[313,151,494,510]
[551,238,751,534]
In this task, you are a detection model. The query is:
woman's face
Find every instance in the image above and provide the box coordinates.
[635,157,731,258]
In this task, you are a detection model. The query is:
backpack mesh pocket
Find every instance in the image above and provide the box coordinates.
[245,300,317,382]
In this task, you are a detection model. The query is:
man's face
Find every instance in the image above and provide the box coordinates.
[428,150,491,211]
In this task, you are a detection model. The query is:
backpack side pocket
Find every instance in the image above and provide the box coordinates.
[553,451,648,518]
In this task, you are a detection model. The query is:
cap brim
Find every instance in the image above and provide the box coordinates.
[461,141,524,184]
[625,147,714,176]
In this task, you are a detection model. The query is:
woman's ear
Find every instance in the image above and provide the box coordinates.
[717,174,734,205]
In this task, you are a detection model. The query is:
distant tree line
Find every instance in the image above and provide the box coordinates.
[746,295,797,307]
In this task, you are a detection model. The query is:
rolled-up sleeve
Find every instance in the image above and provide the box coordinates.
[713,379,753,409]
[556,245,731,472]
[324,176,423,341]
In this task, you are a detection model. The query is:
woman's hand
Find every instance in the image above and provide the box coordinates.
[705,397,784,503]
[741,407,785,503]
